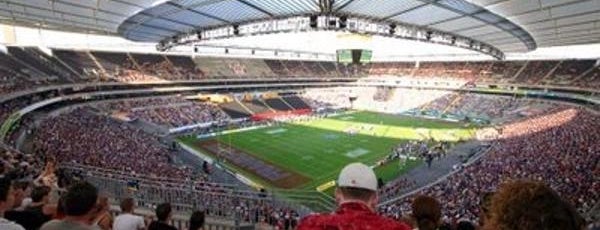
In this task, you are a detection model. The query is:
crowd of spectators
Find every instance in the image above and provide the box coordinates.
[137,58,179,79]
[1,96,598,230]
[574,65,600,88]
[24,107,304,228]
[419,92,460,112]
[369,62,414,76]
[195,57,275,78]
[2,46,600,229]
[546,60,597,85]
[513,61,560,84]
[444,94,523,120]
[166,56,205,80]
[378,177,418,203]
[0,51,72,95]
[0,167,209,230]
[2,47,599,99]
[297,161,592,230]
[303,88,353,109]
[413,62,468,79]
[1,146,43,184]
[364,60,600,87]
[410,91,562,124]
[6,47,75,83]
[302,87,561,125]
[95,97,230,128]
[75,165,284,216]
[379,106,599,228]
[1,165,594,230]
[0,146,305,230]
[376,140,451,202]
[64,161,306,229]
[113,58,165,83]
[318,62,342,77]
[262,60,366,78]
[133,54,209,81]
[373,87,395,102]
[32,108,192,179]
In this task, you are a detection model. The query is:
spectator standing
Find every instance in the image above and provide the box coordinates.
[148,203,177,230]
[483,180,585,230]
[52,196,65,220]
[92,196,112,230]
[298,163,411,230]
[113,198,145,230]
[10,181,31,211]
[478,192,494,227]
[0,177,26,230]
[188,211,205,230]
[411,195,441,230]
[40,182,99,230]
[12,185,54,230]
[456,220,476,230]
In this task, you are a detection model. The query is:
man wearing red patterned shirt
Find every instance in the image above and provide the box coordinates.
[298,163,411,230]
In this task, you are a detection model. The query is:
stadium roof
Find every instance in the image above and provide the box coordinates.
[0,0,599,55]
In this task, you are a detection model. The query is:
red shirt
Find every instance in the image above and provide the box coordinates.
[298,202,411,230]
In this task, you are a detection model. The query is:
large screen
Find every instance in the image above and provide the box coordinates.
[337,49,372,64]
[336,50,353,64]
[360,50,373,63]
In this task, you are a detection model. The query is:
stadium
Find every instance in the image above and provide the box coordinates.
[0,0,598,229]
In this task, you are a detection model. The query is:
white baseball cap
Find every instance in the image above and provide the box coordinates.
[337,163,378,191]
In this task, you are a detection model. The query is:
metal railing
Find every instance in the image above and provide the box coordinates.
[62,164,326,219]
[108,207,255,230]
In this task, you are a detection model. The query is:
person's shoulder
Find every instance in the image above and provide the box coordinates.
[297,213,334,229]
[5,224,26,230]
[375,216,412,230]
[118,213,142,219]
[298,213,411,230]
[0,219,25,230]
[300,213,333,222]
[132,214,145,223]
[147,221,158,228]
[148,221,177,230]
[148,221,168,230]
[4,210,27,221]
[39,220,62,230]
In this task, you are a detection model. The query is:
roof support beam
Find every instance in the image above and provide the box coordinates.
[335,0,357,12]
[3,1,122,25]
[138,12,198,28]
[421,0,535,50]
[318,0,334,14]
[236,0,275,17]
[167,2,231,23]
[382,4,428,20]
[0,10,117,35]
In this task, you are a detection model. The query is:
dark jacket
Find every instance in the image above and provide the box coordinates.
[148,221,178,230]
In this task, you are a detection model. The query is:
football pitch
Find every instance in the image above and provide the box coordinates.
[179,111,477,190]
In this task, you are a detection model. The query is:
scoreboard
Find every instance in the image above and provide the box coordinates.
[336,49,372,64]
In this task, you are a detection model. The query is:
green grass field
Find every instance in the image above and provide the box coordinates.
[179,111,476,190]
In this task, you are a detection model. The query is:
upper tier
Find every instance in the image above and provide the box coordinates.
[1,46,599,96]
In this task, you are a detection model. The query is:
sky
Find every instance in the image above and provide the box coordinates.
[2,24,600,61]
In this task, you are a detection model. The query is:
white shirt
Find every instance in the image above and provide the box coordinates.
[18,198,32,210]
[0,217,26,230]
[113,213,145,230]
